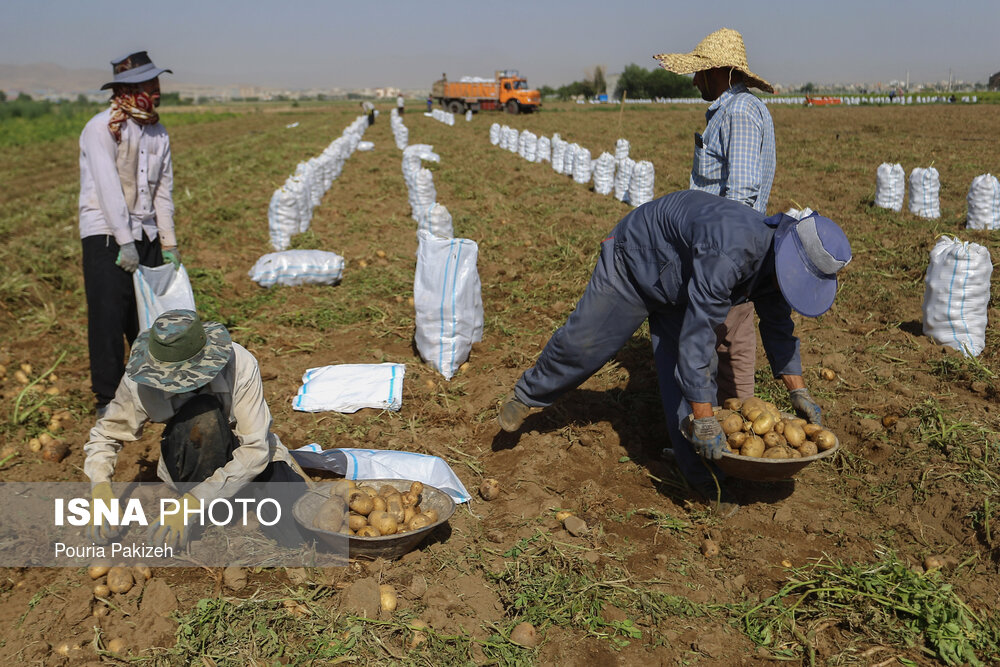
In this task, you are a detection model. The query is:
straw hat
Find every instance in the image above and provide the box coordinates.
[654,28,773,94]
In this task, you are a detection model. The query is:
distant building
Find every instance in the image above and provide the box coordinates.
[990,71,1000,91]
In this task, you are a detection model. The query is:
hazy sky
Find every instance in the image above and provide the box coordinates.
[1,0,996,90]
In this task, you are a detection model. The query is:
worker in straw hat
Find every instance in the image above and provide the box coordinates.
[654,28,776,413]
[79,51,183,420]
[82,309,311,548]
[498,190,850,517]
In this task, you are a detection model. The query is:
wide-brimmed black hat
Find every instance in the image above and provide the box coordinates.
[101,51,172,90]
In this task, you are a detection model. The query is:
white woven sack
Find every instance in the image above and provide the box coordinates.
[517,132,529,159]
[615,157,635,203]
[551,139,566,174]
[922,236,992,357]
[966,174,1000,230]
[414,230,484,380]
[629,160,655,206]
[536,136,551,163]
[489,123,501,145]
[592,152,616,195]
[874,163,905,211]
[573,147,593,184]
[248,250,345,288]
[412,168,436,221]
[419,202,454,239]
[523,132,537,162]
[133,263,196,331]
[393,124,409,150]
[908,167,940,218]
[507,128,520,154]
[615,138,630,161]
[563,143,578,176]
[293,363,405,413]
[267,187,299,251]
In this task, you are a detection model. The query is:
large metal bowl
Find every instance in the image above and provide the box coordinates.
[293,479,456,560]
[684,411,840,482]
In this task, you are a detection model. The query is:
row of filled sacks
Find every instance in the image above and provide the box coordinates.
[875,163,1000,228]
[390,108,409,150]
[268,115,371,251]
[490,124,655,206]
[401,143,444,226]
[427,108,456,126]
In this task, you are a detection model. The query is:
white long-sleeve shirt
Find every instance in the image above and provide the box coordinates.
[83,344,299,502]
[78,108,176,246]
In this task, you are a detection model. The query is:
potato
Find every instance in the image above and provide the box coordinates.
[720,413,743,435]
[106,637,126,654]
[742,405,764,422]
[19,362,32,375]
[797,441,818,457]
[813,430,837,451]
[789,417,808,428]
[348,491,374,516]
[802,423,823,438]
[38,433,53,446]
[13,370,29,384]
[369,512,398,536]
[479,478,500,501]
[741,397,765,412]
[763,446,794,459]
[751,412,775,435]
[379,584,398,613]
[133,565,152,581]
[106,567,134,594]
[385,495,405,523]
[409,481,424,497]
[314,497,348,532]
[371,496,387,513]
[727,432,748,450]
[820,368,837,381]
[789,448,803,458]
[41,440,69,463]
[358,485,379,498]
[408,619,429,649]
[400,491,419,507]
[348,514,369,532]
[356,526,380,537]
[763,432,784,448]
[329,480,354,499]
[403,505,417,525]
[741,435,765,458]
[422,508,439,523]
[722,397,743,411]
[88,565,110,580]
[93,584,110,598]
[783,423,805,447]
[773,420,785,435]
[28,438,41,452]
[554,510,573,522]
[379,484,401,498]
[509,621,539,648]
[407,514,433,531]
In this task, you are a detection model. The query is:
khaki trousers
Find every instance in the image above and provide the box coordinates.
[714,302,756,403]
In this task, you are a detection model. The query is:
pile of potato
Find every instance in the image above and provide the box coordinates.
[313,480,439,537]
[716,397,838,459]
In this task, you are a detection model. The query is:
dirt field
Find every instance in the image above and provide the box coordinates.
[1,99,999,665]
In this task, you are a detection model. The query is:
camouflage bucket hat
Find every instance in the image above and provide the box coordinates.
[127,310,232,393]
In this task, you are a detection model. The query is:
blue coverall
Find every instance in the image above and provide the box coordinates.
[514,190,802,487]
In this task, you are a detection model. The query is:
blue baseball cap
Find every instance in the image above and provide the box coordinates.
[773,213,852,317]
[101,51,172,90]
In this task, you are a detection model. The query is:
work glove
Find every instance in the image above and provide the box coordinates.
[85,482,121,544]
[161,247,181,269]
[790,388,822,425]
[689,416,726,460]
[115,241,139,273]
[148,493,201,549]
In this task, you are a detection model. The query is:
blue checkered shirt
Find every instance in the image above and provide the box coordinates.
[690,83,775,214]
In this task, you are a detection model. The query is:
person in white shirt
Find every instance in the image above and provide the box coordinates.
[79,51,180,417]
[84,309,311,548]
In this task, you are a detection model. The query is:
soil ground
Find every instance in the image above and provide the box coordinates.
[1,100,999,665]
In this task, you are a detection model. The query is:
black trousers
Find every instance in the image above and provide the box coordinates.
[81,234,162,408]
[367,111,375,126]
[160,394,309,547]
[397,106,404,116]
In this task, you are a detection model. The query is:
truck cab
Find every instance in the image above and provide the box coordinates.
[496,70,541,114]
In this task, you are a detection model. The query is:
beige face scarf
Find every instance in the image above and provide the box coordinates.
[108,91,159,212]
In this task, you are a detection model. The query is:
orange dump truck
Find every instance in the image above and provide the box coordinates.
[431,70,542,114]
